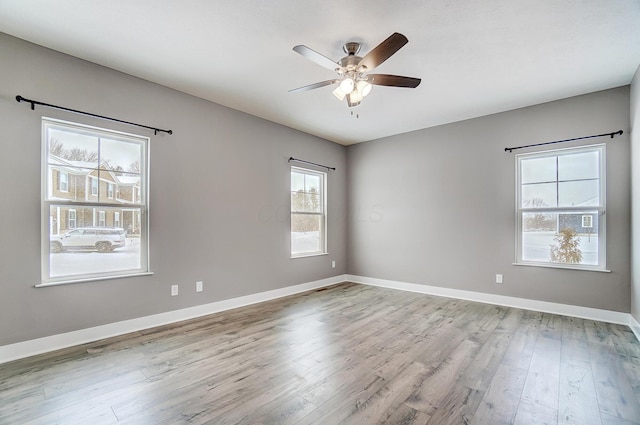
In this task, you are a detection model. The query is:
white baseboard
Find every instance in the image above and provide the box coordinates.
[347,274,634,327]
[0,274,347,365]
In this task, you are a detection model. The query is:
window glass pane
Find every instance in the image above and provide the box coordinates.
[558,151,599,181]
[291,172,305,192]
[115,172,142,203]
[101,138,142,173]
[291,213,322,254]
[521,183,557,208]
[48,128,99,168]
[48,205,140,278]
[521,211,598,266]
[521,156,556,184]
[558,180,599,207]
[305,174,320,192]
[305,193,322,213]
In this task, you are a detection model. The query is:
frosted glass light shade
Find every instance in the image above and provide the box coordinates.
[339,78,354,94]
[357,80,372,97]
[332,86,346,101]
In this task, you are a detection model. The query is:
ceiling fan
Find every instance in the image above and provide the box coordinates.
[290,32,421,107]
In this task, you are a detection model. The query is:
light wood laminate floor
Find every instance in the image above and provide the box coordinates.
[2,282,640,424]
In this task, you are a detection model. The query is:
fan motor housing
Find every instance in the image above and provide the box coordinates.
[340,54,362,70]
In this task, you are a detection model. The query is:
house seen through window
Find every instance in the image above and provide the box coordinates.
[516,144,605,270]
[42,118,149,284]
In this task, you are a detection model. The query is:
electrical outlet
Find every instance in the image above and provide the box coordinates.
[171,284,179,296]
[196,281,203,292]
[495,274,503,284]
[332,261,336,268]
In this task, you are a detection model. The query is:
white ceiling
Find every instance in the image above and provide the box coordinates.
[1,1,639,145]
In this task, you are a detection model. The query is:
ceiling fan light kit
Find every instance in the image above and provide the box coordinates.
[290,32,421,108]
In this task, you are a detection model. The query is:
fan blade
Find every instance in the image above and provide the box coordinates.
[293,45,340,71]
[357,32,408,71]
[368,74,421,88]
[289,79,339,93]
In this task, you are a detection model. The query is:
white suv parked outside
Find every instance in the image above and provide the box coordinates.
[50,227,126,253]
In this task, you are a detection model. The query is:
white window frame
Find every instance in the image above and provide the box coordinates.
[515,144,606,271]
[41,117,151,285]
[290,166,327,258]
[98,210,106,227]
[108,182,114,199]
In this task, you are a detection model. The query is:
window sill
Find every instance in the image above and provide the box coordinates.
[512,262,610,273]
[291,252,328,259]
[36,272,154,287]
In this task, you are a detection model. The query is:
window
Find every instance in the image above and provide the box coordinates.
[68,209,76,229]
[90,177,98,196]
[42,118,149,284]
[59,172,68,192]
[291,167,327,257]
[516,144,605,270]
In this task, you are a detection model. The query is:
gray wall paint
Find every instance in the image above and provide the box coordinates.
[347,87,631,312]
[0,33,347,346]
[631,65,640,321]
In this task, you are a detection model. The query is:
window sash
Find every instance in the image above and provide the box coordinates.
[290,166,327,257]
[41,118,149,284]
[515,144,606,270]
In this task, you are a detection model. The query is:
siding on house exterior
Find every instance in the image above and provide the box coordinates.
[558,213,599,234]
[48,156,141,235]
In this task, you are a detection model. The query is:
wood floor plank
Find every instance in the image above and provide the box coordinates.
[521,335,562,410]
[405,339,480,415]
[1,282,639,424]
[589,342,640,423]
[558,361,601,425]
[514,399,558,425]
[425,383,484,425]
[471,364,528,425]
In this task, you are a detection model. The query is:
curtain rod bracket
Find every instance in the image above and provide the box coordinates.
[16,94,172,135]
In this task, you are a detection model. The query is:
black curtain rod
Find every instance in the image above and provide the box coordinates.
[16,95,173,135]
[504,130,622,153]
[288,157,335,171]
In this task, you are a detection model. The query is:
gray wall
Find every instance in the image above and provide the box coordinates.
[0,33,348,346]
[0,31,634,348]
[347,87,631,312]
[632,65,640,321]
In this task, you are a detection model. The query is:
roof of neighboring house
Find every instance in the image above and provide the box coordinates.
[49,154,139,185]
